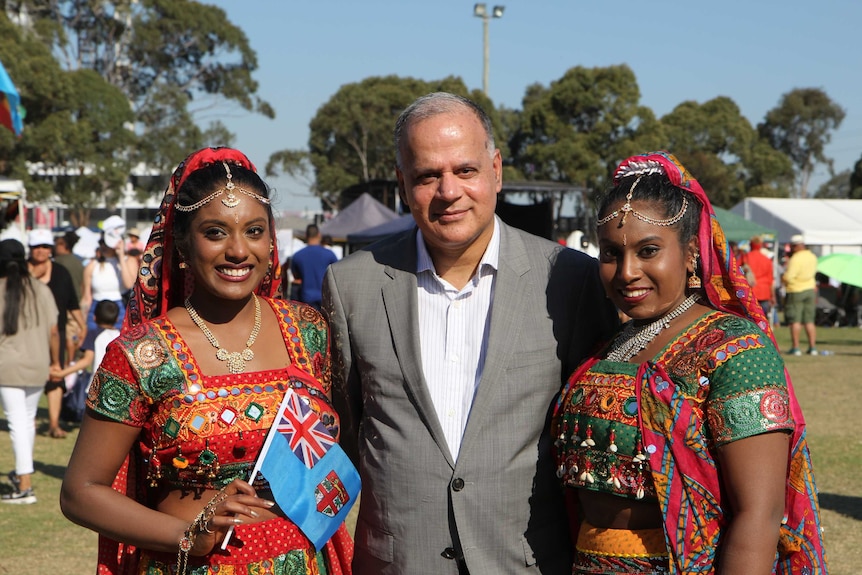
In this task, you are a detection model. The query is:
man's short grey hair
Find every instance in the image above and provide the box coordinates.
[394,92,496,169]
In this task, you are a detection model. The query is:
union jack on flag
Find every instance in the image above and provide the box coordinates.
[276,390,336,469]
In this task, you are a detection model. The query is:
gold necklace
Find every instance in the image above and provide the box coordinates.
[184,294,261,374]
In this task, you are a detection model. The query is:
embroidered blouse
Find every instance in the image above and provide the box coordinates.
[87,297,336,491]
[554,310,795,501]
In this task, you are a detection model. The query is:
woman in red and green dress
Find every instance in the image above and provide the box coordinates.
[553,152,827,574]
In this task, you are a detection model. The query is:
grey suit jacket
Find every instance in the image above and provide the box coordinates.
[323,222,618,575]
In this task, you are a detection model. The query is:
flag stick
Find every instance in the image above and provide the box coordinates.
[220,389,295,550]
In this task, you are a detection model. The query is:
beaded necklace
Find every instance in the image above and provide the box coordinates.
[605,294,699,363]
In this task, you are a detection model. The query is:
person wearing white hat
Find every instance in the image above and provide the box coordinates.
[80,219,137,333]
[782,234,818,355]
[26,229,87,438]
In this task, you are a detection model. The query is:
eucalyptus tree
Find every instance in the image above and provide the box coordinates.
[0,11,133,226]
[848,156,862,200]
[660,96,793,207]
[509,64,664,213]
[758,88,845,198]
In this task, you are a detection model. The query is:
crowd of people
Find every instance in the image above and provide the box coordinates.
[0,92,833,574]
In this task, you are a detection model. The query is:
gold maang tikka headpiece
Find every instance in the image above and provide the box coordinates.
[175,162,271,214]
[596,175,688,228]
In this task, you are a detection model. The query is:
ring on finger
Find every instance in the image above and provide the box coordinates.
[202,518,215,534]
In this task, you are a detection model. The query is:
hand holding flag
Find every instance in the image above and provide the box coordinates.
[221,387,360,551]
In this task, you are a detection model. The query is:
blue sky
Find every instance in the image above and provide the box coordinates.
[205,0,861,212]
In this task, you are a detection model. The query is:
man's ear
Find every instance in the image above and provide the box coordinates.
[396,168,409,208]
[493,149,503,192]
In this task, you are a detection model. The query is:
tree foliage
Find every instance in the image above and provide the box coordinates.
[0,11,133,225]
[5,0,273,174]
[758,88,845,198]
[659,97,793,207]
[849,155,862,200]
[266,75,495,209]
[510,65,664,195]
[814,170,850,199]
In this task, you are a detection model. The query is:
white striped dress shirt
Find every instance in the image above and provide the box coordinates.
[415,219,499,460]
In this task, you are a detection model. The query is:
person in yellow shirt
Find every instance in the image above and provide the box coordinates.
[782,234,818,355]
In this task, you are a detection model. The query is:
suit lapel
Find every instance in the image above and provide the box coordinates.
[457,224,531,459]
[381,239,456,467]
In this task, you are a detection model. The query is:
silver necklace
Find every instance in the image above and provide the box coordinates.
[184,294,261,374]
[605,294,699,363]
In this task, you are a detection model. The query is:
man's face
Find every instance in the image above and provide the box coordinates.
[396,109,502,259]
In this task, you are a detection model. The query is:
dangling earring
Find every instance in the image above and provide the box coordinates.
[178,261,188,270]
[687,255,702,289]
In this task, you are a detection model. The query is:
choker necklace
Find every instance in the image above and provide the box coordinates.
[185,295,261,374]
[605,294,700,363]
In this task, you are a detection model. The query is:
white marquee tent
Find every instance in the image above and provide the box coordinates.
[731,198,862,255]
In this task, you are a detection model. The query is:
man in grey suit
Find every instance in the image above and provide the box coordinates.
[323,92,618,574]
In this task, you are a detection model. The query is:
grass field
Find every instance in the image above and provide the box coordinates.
[1,325,860,574]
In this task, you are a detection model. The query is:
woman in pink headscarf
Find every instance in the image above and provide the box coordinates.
[552,152,828,574]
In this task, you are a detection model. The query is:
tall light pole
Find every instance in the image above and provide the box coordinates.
[473,3,504,96]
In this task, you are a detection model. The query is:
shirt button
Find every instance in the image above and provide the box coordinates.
[452,477,465,491]
[441,547,457,559]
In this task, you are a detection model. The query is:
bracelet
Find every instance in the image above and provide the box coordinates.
[176,529,195,575]
[175,487,229,575]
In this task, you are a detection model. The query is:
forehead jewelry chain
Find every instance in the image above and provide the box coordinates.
[175,162,272,215]
[597,176,688,228]
[185,294,262,374]
[605,294,699,363]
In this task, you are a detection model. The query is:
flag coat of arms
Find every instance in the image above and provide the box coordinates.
[253,388,360,550]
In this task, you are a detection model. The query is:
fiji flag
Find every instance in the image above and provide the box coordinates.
[0,60,23,137]
[257,388,360,550]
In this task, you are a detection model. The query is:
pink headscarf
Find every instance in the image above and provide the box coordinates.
[611,151,828,573]
[612,151,773,341]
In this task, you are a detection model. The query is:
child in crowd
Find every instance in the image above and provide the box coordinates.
[51,300,120,393]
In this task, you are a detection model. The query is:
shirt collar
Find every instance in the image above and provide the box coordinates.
[416,216,500,277]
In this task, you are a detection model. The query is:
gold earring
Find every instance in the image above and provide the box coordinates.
[179,261,188,270]
[687,256,701,289]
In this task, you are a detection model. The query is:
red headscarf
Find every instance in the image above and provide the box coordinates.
[123,147,281,330]
[101,148,282,574]
[612,151,773,340]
